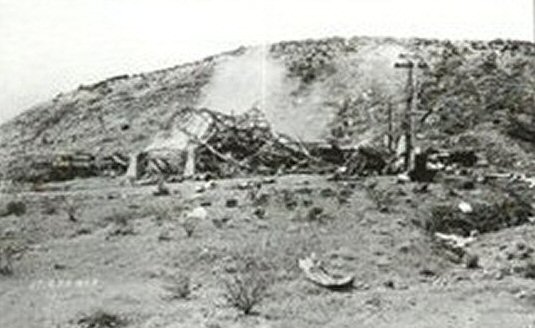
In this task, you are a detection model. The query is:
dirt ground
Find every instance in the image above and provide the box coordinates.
[1,174,535,328]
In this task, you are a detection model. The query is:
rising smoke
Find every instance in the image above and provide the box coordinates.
[200,42,408,142]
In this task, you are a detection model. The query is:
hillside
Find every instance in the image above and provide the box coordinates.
[0,36,534,179]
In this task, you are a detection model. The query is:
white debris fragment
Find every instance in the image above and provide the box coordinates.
[204,180,217,190]
[458,201,473,214]
[186,206,208,221]
[434,232,477,249]
[525,177,535,189]
[397,173,410,183]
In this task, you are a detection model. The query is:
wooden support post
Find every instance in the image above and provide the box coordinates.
[394,60,414,171]
[184,143,196,177]
[394,56,427,171]
[387,102,393,152]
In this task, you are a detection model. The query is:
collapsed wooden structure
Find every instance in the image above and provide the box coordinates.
[192,108,344,177]
[13,107,399,183]
[129,107,367,180]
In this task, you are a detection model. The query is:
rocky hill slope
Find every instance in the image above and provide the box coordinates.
[1,36,534,179]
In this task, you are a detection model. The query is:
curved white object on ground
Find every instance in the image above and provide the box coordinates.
[298,256,354,289]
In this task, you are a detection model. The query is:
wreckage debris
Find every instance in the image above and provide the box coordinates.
[7,106,427,183]
[458,201,473,214]
[298,254,354,290]
[397,173,411,184]
[5,105,495,185]
[406,147,478,183]
[192,108,343,177]
[434,231,478,249]
[434,230,481,267]
[409,151,437,182]
[485,173,535,189]
[115,107,363,182]
[100,152,130,176]
[344,145,389,177]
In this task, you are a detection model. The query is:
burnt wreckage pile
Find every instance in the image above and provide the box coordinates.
[189,108,354,178]
[5,106,492,183]
[6,107,365,182]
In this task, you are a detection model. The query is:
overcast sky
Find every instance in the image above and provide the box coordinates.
[0,0,533,123]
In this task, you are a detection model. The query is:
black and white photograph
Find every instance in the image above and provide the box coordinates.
[0,1,534,327]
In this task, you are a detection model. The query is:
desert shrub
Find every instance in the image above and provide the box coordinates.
[62,198,79,222]
[337,188,353,205]
[251,192,269,207]
[105,211,135,237]
[181,217,198,238]
[41,198,58,215]
[163,273,191,299]
[212,216,231,229]
[304,206,332,224]
[280,189,298,210]
[247,182,264,203]
[291,206,332,224]
[106,212,129,226]
[252,207,266,219]
[222,257,271,315]
[0,244,14,276]
[76,310,127,328]
[364,182,393,213]
[152,202,187,224]
[306,206,323,221]
[0,237,26,276]
[523,261,535,279]
[464,253,480,269]
[223,272,268,315]
[3,200,27,217]
[426,205,456,233]
[153,206,171,222]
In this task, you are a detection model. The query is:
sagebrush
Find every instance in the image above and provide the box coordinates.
[163,273,191,299]
[222,258,271,315]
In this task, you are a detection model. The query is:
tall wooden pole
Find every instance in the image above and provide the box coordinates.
[394,61,414,171]
[387,101,393,152]
[395,54,428,171]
